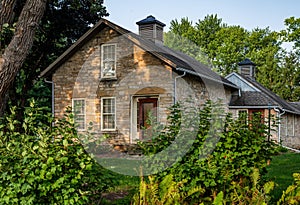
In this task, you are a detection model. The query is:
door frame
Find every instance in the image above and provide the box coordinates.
[130,95,159,143]
[138,98,158,139]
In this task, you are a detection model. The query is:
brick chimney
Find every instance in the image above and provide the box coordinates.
[238,58,256,79]
[136,15,166,44]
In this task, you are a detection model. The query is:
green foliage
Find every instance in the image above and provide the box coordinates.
[264,153,300,203]
[274,51,300,101]
[165,15,300,101]
[211,168,274,204]
[278,173,300,204]
[227,168,274,204]
[2,0,109,115]
[0,23,15,50]
[137,103,181,155]
[164,31,210,66]
[213,191,224,205]
[169,17,197,41]
[0,101,108,204]
[284,16,300,50]
[194,14,225,55]
[167,14,282,76]
[138,100,277,203]
[132,174,204,205]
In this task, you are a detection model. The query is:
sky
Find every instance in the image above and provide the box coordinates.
[103,0,300,33]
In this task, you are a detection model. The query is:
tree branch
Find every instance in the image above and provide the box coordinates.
[0,0,47,115]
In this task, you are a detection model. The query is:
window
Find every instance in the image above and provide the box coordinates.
[72,99,85,130]
[101,97,116,130]
[238,110,248,124]
[101,44,116,78]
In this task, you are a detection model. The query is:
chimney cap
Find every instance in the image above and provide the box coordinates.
[136,15,166,27]
[238,58,256,66]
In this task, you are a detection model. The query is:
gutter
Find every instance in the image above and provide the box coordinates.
[175,67,239,89]
[229,105,279,109]
[281,109,300,115]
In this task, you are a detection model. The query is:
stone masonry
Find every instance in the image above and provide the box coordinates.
[52,25,232,147]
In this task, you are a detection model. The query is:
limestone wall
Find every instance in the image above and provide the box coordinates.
[52,25,232,145]
[280,114,300,149]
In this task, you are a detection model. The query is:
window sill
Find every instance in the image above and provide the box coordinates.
[100,77,117,81]
[101,130,117,133]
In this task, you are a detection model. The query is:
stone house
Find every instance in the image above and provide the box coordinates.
[40,16,237,148]
[226,59,300,149]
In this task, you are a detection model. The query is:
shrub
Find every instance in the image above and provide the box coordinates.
[0,101,108,204]
[132,174,204,205]
[137,100,277,203]
[278,173,300,205]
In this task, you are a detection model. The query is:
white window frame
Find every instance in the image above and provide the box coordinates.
[238,109,248,116]
[101,97,116,131]
[101,44,117,79]
[238,109,248,124]
[72,98,86,131]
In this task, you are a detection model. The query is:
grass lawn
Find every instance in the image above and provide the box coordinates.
[264,152,300,202]
[98,158,140,204]
[100,172,139,205]
[99,152,300,204]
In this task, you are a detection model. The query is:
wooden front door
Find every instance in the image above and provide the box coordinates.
[137,98,158,139]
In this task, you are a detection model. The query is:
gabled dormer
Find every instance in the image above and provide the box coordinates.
[226,72,260,92]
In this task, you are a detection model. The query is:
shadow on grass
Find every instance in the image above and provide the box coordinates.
[97,158,141,204]
[264,152,300,203]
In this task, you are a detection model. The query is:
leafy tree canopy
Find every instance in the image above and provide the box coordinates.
[165,14,300,101]
[0,0,108,114]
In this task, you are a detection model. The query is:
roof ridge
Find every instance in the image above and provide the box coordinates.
[241,76,300,114]
[40,17,237,89]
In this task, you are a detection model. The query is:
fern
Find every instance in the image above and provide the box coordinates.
[132,174,204,205]
[278,173,300,205]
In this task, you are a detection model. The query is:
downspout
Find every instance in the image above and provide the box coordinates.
[44,79,54,118]
[174,70,186,104]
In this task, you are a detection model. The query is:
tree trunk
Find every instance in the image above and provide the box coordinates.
[0,0,17,25]
[0,0,47,115]
[0,0,17,50]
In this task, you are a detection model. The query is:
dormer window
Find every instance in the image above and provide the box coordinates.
[101,44,116,78]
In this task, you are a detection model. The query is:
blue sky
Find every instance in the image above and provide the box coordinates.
[104,0,300,33]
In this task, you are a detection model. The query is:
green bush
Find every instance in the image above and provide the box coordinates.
[138,100,277,203]
[0,101,108,204]
[132,174,204,205]
[278,173,300,204]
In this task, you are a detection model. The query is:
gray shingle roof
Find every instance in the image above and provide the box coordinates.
[40,18,237,89]
[229,73,300,114]
[230,91,275,107]
[136,15,166,27]
[238,58,256,66]
[289,102,300,110]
